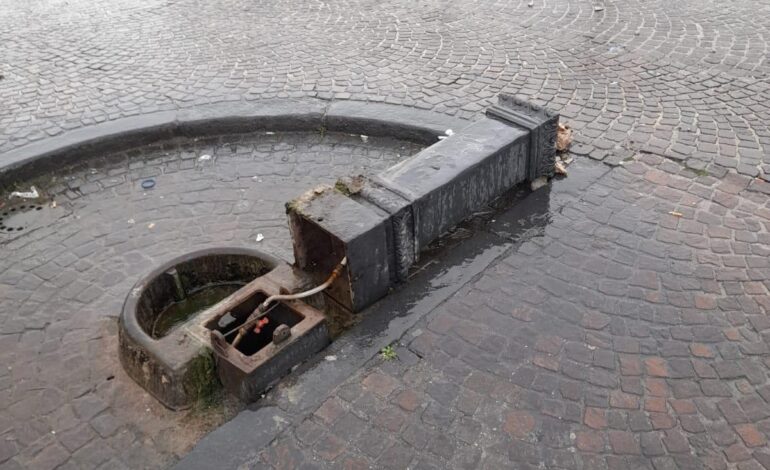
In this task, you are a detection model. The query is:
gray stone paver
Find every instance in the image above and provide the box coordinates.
[1,0,770,179]
[255,154,770,469]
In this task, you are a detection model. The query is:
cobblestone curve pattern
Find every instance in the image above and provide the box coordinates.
[1,0,769,177]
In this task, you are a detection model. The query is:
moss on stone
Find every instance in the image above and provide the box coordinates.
[285,185,333,215]
[334,176,365,197]
[334,180,352,196]
[184,351,221,409]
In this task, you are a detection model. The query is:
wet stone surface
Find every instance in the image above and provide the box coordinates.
[253,154,770,470]
[0,131,422,469]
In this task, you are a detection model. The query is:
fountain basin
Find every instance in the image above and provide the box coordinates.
[119,247,279,409]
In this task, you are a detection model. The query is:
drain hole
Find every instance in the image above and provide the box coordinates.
[36,206,43,211]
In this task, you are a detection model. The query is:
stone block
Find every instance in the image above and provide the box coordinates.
[487,93,559,180]
[287,187,392,312]
[287,96,559,313]
[375,114,529,252]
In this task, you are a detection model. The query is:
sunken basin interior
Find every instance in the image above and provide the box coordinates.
[204,291,305,356]
[137,253,274,339]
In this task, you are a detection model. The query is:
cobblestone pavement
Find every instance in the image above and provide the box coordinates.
[2,0,770,469]
[0,132,421,469]
[1,0,770,178]
[255,156,770,470]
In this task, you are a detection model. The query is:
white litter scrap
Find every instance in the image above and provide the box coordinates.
[256,233,264,242]
[324,355,337,362]
[10,186,39,199]
[360,135,369,143]
[198,154,212,161]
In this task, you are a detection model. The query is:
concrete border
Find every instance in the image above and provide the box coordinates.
[0,99,469,188]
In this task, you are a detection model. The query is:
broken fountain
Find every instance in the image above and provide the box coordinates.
[118,94,559,409]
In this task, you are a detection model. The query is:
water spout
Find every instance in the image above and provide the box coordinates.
[166,268,186,301]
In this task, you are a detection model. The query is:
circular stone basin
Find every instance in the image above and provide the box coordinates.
[135,251,274,339]
[119,247,281,410]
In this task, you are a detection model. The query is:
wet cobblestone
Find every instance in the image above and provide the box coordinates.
[255,154,770,470]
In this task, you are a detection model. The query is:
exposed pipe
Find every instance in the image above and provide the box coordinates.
[229,257,347,348]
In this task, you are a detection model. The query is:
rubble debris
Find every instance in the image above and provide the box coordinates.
[556,122,573,152]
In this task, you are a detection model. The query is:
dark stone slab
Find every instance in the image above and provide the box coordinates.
[287,96,558,312]
[375,115,530,252]
[288,188,392,312]
[487,93,559,180]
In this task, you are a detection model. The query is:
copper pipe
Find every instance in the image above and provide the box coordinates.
[230,257,347,348]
